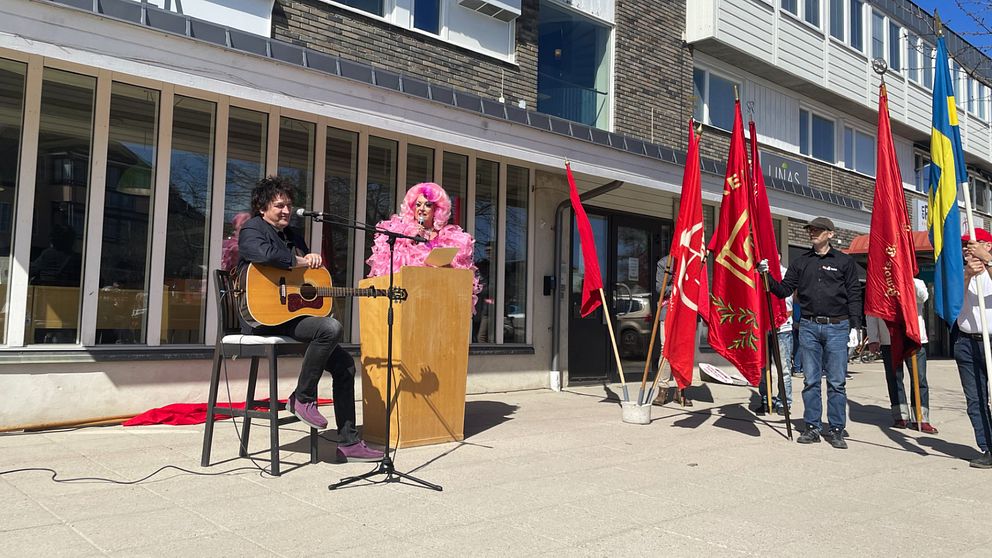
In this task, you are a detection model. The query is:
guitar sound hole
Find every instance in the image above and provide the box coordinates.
[299,283,317,301]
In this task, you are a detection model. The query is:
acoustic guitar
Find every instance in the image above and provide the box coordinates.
[239,263,404,327]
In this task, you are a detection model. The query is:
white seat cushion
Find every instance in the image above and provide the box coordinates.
[221,334,300,345]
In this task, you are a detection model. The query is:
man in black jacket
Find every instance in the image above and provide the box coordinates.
[237,176,382,463]
[760,217,862,449]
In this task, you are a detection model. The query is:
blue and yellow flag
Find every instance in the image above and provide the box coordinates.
[928,36,965,325]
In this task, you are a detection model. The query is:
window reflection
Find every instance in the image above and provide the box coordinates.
[365,136,397,262]
[163,96,215,344]
[473,159,498,343]
[222,107,267,272]
[321,127,358,341]
[0,58,25,345]
[406,144,434,189]
[504,165,529,343]
[278,117,315,234]
[27,69,95,344]
[442,152,467,228]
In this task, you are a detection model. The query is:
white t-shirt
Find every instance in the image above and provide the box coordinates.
[866,278,929,344]
[956,272,992,334]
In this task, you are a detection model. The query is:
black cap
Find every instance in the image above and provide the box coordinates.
[804,217,835,231]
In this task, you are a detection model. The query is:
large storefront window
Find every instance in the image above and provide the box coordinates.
[442,152,468,228]
[163,96,215,344]
[473,159,498,343]
[504,165,529,343]
[222,107,267,271]
[406,144,434,188]
[278,116,315,234]
[322,127,359,341]
[27,69,95,344]
[96,82,159,345]
[0,58,25,345]
[365,136,397,262]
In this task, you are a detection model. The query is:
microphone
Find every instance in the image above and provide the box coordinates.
[418,216,425,227]
[296,208,326,218]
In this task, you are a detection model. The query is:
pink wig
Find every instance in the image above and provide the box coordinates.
[401,182,451,231]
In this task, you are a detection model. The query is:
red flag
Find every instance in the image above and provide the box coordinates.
[865,84,921,367]
[664,121,709,388]
[748,120,788,331]
[707,100,765,386]
[566,162,604,317]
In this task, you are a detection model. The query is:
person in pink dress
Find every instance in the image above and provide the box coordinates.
[366,182,482,310]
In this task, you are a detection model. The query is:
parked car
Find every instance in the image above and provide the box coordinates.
[617,293,654,359]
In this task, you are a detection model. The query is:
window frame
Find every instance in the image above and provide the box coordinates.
[799,107,836,164]
[692,66,742,133]
[842,124,876,177]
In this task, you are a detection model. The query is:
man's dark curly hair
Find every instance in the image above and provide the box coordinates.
[251,176,296,215]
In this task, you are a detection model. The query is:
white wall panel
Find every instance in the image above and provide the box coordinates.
[966,115,992,159]
[776,17,825,85]
[894,138,916,190]
[905,84,932,132]
[826,43,865,103]
[748,79,799,150]
[717,0,774,63]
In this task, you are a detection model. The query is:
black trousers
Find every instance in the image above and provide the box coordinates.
[256,316,358,444]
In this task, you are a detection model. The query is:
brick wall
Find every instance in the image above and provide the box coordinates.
[271,0,539,107]
[612,0,694,150]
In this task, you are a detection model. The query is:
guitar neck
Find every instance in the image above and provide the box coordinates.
[317,287,386,298]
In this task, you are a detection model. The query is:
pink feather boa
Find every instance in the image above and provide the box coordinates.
[366,214,483,311]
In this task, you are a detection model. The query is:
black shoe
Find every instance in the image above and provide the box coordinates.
[825,429,848,449]
[970,451,992,469]
[797,429,821,444]
[750,403,770,415]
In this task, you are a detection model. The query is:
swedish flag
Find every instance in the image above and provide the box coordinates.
[928,36,965,325]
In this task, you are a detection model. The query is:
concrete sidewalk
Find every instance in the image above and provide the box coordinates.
[2,358,991,557]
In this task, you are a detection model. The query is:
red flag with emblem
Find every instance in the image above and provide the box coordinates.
[865,83,921,366]
[707,100,765,386]
[566,162,604,317]
[664,121,709,388]
[748,120,788,332]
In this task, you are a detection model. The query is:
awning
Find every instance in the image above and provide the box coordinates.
[845,231,934,255]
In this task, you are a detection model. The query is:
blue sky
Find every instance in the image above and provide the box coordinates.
[912,1,991,54]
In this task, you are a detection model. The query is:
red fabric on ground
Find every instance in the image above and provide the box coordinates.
[123,398,334,426]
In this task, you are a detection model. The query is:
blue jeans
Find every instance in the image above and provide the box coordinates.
[953,334,992,452]
[759,330,794,409]
[799,318,850,432]
[880,344,929,422]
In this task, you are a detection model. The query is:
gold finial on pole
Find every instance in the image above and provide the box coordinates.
[734,85,740,102]
[934,10,944,37]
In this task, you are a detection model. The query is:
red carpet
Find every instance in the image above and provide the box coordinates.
[123,398,333,426]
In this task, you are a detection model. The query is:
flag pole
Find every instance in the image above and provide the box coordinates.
[763,274,793,439]
[909,351,924,428]
[599,288,631,402]
[960,185,992,415]
[638,259,673,405]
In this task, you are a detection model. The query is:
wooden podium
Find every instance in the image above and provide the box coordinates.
[358,266,473,448]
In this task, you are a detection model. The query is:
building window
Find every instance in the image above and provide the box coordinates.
[871,10,884,61]
[0,58,25,345]
[223,106,267,272]
[782,0,798,16]
[971,174,990,213]
[888,21,901,72]
[537,1,612,129]
[163,96,215,345]
[336,0,384,17]
[843,126,875,176]
[406,144,434,188]
[954,62,963,107]
[828,0,844,40]
[979,83,988,121]
[800,109,835,162]
[365,136,398,261]
[906,33,919,83]
[693,67,739,132]
[922,44,934,89]
[804,0,819,27]
[28,69,96,345]
[321,127,359,341]
[442,152,468,228]
[278,117,316,235]
[413,0,440,34]
[914,152,930,193]
[504,165,529,343]
[474,159,498,343]
[849,0,864,51]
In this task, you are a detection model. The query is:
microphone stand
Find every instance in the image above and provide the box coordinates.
[311,212,441,491]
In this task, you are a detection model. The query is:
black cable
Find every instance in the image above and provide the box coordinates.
[0,464,268,484]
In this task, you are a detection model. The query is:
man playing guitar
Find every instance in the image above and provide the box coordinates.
[237,176,383,463]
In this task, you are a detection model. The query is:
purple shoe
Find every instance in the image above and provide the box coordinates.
[336,440,384,463]
[287,394,327,430]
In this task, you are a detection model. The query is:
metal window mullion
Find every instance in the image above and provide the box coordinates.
[396,140,408,204]
[494,160,506,344]
[351,129,370,342]
[466,155,476,244]
[5,56,43,347]
[311,120,328,253]
[525,166,535,345]
[145,85,174,346]
[79,70,113,347]
[204,99,230,346]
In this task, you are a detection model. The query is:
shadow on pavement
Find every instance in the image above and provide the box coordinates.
[463,400,519,438]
